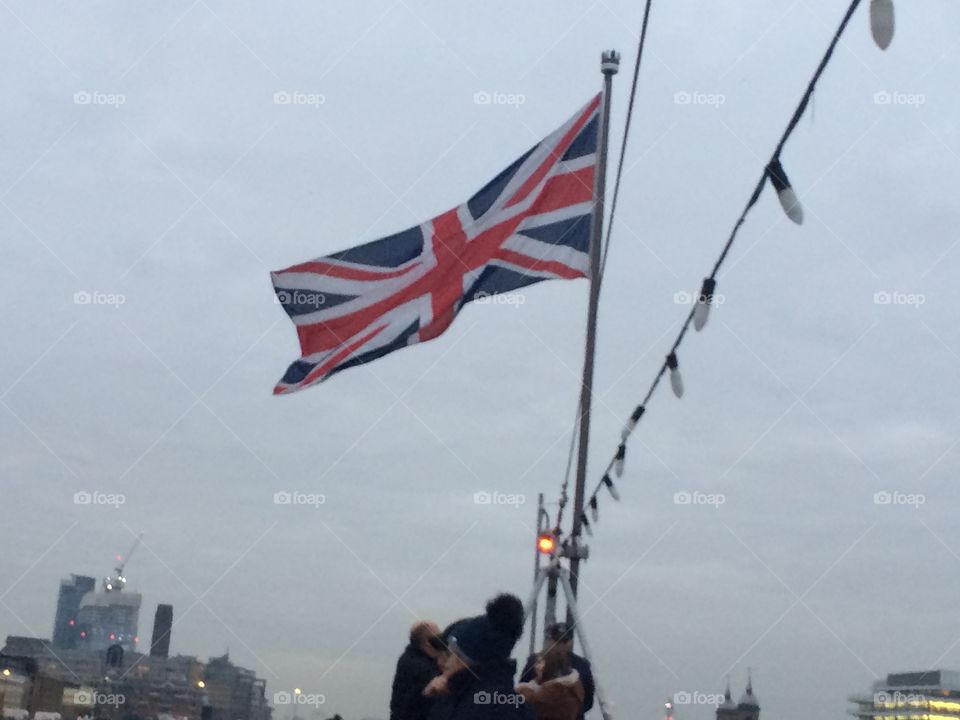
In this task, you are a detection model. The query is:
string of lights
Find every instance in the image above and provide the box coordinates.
[571,0,895,539]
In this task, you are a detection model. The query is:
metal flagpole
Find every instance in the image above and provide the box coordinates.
[529,492,545,656]
[568,50,620,607]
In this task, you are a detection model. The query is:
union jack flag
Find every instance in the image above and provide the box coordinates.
[271,95,600,394]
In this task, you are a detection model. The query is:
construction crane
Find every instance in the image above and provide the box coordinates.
[103,533,143,592]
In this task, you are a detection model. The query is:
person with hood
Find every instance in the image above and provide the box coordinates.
[515,642,584,720]
[390,620,445,720]
[425,593,530,720]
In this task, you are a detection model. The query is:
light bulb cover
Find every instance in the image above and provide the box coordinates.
[622,404,645,440]
[870,0,894,50]
[667,352,684,398]
[694,277,717,332]
[767,159,804,225]
[603,474,620,501]
[614,443,626,477]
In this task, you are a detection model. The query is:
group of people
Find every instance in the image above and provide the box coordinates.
[389,593,594,720]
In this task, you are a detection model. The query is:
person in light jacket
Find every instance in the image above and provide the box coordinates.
[519,623,593,720]
[515,642,584,720]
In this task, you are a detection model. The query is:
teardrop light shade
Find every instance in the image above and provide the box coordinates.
[870,0,894,50]
[669,368,685,399]
[666,353,684,399]
[614,443,626,478]
[693,301,711,332]
[693,278,717,332]
[767,159,804,225]
[622,405,645,441]
[603,474,620,501]
[777,186,804,225]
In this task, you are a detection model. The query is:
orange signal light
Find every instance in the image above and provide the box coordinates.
[537,533,557,554]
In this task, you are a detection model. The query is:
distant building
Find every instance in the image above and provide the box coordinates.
[849,670,960,720]
[201,654,271,720]
[716,676,760,720]
[76,588,142,652]
[1,636,271,720]
[151,604,174,658]
[51,575,96,650]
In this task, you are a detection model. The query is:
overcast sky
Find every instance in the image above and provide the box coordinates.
[2,2,960,720]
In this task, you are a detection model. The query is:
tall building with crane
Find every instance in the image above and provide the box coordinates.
[73,534,145,652]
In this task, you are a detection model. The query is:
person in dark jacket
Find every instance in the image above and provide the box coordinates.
[426,593,532,720]
[520,623,594,720]
[390,620,445,720]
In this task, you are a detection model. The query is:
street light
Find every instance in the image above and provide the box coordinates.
[2,669,11,677]
[197,681,205,689]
